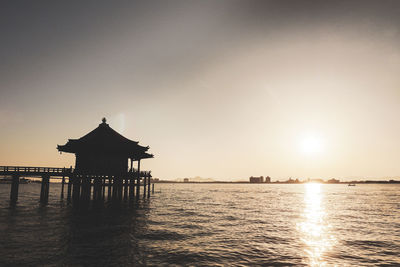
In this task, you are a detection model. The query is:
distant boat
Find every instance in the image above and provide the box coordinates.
[348,183,356,186]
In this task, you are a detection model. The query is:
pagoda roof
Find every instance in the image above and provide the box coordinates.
[57,118,153,160]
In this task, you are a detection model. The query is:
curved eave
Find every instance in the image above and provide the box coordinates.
[58,144,153,157]
[57,141,148,154]
[56,121,152,156]
[130,152,154,161]
[57,144,76,153]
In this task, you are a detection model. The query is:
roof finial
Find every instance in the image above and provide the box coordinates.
[102,117,107,124]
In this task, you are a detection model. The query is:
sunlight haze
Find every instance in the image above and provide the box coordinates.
[1,1,400,181]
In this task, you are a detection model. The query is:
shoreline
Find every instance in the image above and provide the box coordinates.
[1,179,399,185]
[154,180,400,184]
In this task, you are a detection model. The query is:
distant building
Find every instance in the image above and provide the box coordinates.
[249,176,264,183]
[327,178,340,183]
[265,176,271,183]
[183,178,189,183]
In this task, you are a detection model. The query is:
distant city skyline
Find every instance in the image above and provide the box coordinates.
[1,1,400,180]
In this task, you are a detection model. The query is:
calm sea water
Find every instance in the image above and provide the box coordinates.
[0,183,399,266]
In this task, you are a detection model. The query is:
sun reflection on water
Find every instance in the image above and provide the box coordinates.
[297,183,336,266]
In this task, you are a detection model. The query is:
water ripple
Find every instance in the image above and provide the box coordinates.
[0,183,399,266]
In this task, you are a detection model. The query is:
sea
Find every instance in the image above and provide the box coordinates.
[0,183,399,266]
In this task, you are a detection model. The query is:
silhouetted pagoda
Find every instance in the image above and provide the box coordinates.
[0,118,154,206]
[58,118,153,174]
[57,118,154,204]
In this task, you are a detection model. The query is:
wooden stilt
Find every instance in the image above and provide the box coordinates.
[147,174,151,197]
[90,177,94,202]
[81,176,90,203]
[143,173,147,198]
[86,177,91,203]
[91,177,95,201]
[40,175,50,203]
[129,176,134,200]
[136,178,140,200]
[10,175,20,203]
[101,178,106,201]
[93,177,99,201]
[89,177,94,202]
[108,177,112,201]
[97,177,102,201]
[98,177,102,201]
[72,175,81,204]
[40,176,45,201]
[152,183,154,194]
[117,177,123,202]
[61,175,65,199]
[67,176,72,202]
[45,176,50,201]
[136,160,141,200]
[123,177,128,201]
[80,177,86,202]
[112,177,118,201]
[80,177,85,202]
[92,177,96,201]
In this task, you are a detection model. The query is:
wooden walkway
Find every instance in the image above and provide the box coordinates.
[0,166,72,176]
[0,166,154,205]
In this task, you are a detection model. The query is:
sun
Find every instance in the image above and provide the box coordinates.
[299,133,325,156]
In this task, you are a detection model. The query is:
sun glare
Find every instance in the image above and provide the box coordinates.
[299,134,325,156]
[297,183,336,266]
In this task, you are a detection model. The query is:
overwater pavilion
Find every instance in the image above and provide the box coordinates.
[1,118,153,205]
[57,118,154,203]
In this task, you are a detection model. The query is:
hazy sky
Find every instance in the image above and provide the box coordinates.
[1,1,400,181]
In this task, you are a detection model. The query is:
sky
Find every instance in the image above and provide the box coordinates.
[1,1,400,181]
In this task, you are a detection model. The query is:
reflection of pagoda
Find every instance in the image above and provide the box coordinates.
[58,118,154,204]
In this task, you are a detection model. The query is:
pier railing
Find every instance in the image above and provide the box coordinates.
[0,166,150,178]
[0,166,72,176]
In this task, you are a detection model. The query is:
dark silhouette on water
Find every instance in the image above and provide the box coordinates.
[0,118,154,206]
[58,118,153,174]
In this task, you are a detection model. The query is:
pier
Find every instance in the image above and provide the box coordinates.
[0,166,152,205]
[1,118,154,206]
